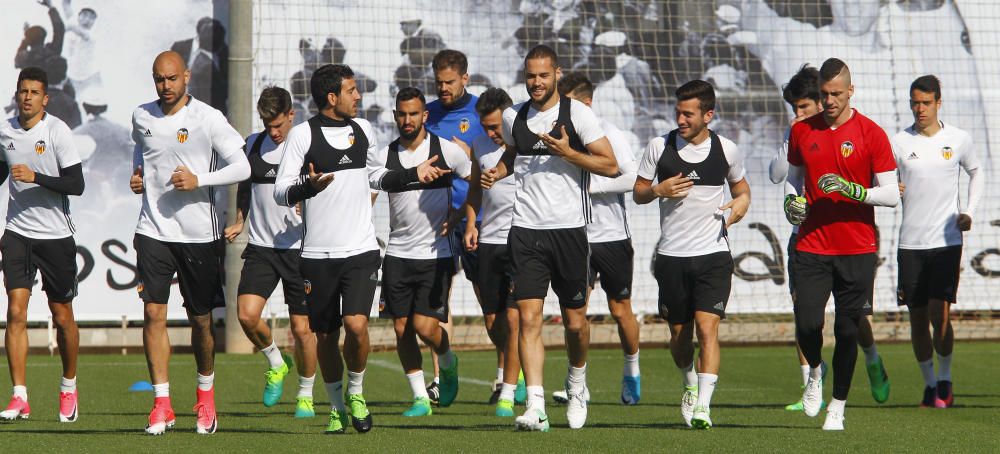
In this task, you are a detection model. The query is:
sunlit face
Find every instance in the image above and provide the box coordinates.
[480,109,505,147]
[910,89,941,130]
[675,98,713,142]
[828,0,881,36]
[524,56,561,105]
[153,58,189,106]
[790,98,822,122]
[820,75,853,122]
[435,67,469,107]
[262,111,294,145]
[330,77,360,119]
[15,79,48,120]
[394,97,427,141]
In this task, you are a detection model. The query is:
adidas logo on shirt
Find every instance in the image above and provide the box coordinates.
[338,155,353,165]
[906,152,919,160]
[143,129,153,137]
[264,169,277,178]
[686,170,701,180]
[532,141,547,150]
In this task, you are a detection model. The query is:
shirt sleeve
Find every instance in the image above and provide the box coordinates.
[868,124,897,173]
[52,120,82,168]
[197,111,250,187]
[959,131,981,172]
[723,138,747,183]
[636,136,663,181]
[274,124,311,206]
[500,106,518,149]
[768,128,790,184]
[569,100,606,145]
[787,123,804,166]
[442,140,473,179]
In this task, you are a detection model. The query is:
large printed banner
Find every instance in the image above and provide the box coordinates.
[3,0,1000,321]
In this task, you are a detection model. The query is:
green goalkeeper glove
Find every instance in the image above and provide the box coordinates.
[783,194,808,225]
[817,173,867,202]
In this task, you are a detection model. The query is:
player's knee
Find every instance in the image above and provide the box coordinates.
[608,301,634,321]
[52,311,76,330]
[563,315,589,336]
[237,309,259,329]
[833,314,859,340]
[291,322,313,342]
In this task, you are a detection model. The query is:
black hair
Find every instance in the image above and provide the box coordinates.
[17,67,48,93]
[310,64,354,109]
[782,64,821,105]
[524,44,559,68]
[432,49,469,75]
[474,87,513,117]
[557,72,594,100]
[910,75,941,100]
[395,86,426,107]
[675,79,716,112]
[819,58,849,83]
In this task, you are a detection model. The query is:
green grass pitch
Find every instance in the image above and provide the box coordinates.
[1,342,998,452]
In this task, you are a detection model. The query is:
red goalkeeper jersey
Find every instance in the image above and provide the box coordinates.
[788,110,896,255]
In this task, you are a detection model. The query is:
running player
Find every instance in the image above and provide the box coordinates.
[222,86,317,418]
[461,87,527,416]
[424,49,488,404]
[634,80,751,429]
[131,51,251,435]
[0,67,85,423]
[783,58,899,431]
[481,45,619,431]
[273,63,450,434]
[556,72,642,405]
[893,75,981,408]
[378,87,468,417]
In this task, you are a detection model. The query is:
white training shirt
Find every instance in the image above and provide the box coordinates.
[587,119,636,243]
[892,122,980,249]
[245,132,301,249]
[637,131,746,257]
[501,99,606,230]
[473,134,515,245]
[274,117,387,259]
[0,113,81,239]
[132,96,248,243]
[379,134,472,259]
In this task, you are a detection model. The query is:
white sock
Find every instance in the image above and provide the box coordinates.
[862,344,879,366]
[526,385,545,412]
[496,368,504,383]
[799,365,810,387]
[325,381,345,411]
[810,365,824,380]
[153,382,169,398]
[623,351,640,377]
[696,373,717,408]
[567,364,587,392]
[407,371,429,399]
[937,353,952,381]
[828,398,846,414]
[439,350,456,369]
[60,376,77,393]
[433,376,440,385]
[197,373,214,391]
[499,383,516,402]
[298,374,315,399]
[12,385,27,400]
[261,341,284,369]
[918,360,936,388]
[347,370,365,395]
[679,362,698,388]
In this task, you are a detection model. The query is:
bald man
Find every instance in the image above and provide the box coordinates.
[130,51,250,435]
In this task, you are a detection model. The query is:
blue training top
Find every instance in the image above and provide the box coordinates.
[426,92,485,214]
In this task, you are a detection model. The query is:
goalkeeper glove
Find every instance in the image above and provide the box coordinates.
[817,173,867,202]
[783,194,808,225]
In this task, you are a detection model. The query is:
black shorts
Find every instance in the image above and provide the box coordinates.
[238,244,307,316]
[509,226,590,308]
[380,255,454,322]
[589,239,634,301]
[477,243,513,315]
[787,233,797,296]
[134,234,224,316]
[453,222,479,283]
[794,251,876,317]
[897,246,962,308]
[301,250,381,333]
[0,231,77,301]
[654,252,733,324]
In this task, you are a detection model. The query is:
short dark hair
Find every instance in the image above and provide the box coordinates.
[17,67,48,93]
[675,79,716,112]
[432,49,468,75]
[395,86,426,107]
[819,58,849,83]
[910,75,941,100]
[80,7,97,17]
[557,72,594,101]
[524,44,559,68]
[310,64,354,109]
[475,87,513,117]
[257,86,293,121]
[782,64,821,105]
